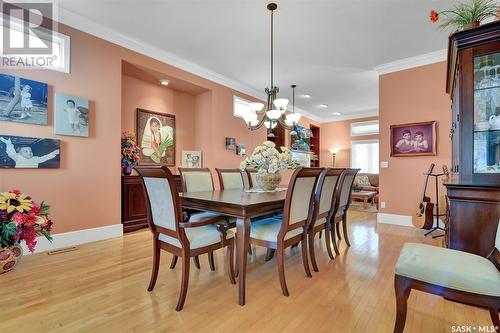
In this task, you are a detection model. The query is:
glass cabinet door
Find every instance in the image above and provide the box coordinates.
[473,52,500,174]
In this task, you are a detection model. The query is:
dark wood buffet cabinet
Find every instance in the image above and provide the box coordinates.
[121,174,182,233]
[445,21,500,257]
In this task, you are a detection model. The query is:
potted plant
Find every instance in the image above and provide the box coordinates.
[429,0,498,31]
[0,189,53,274]
[240,141,300,191]
[121,131,141,175]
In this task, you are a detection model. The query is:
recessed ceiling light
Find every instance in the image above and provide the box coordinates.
[317,104,328,108]
[160,79,170,86]
[331,112,342,116]
[300,94,311,99]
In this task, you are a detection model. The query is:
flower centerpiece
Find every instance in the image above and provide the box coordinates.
[240,141,300,191]
[0,189,53,274]
[429,0,498,31]
[121,131,141,175]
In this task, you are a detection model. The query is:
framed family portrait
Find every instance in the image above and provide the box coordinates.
[181,150,202,168]
[0,73,48,125]
[54,93,89,137]
[0,135,60,168]
[136,108,175,166]
[390,121,437,157]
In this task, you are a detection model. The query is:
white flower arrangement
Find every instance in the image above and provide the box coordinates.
[240,141,300,175]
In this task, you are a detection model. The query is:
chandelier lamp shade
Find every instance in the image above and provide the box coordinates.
[241,3,302,136]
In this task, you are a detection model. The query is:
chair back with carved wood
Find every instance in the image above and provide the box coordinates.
[245,168,258,188]
[313,168,345,223]
[216,168,245,190]
[338,168,360,211]
[178,168,214,192]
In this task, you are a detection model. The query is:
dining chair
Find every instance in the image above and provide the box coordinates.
[393,220,500,333]
[215,168,245,190]
[308,168,345,272]
[178,167,235,270]
[249,167,324,296]
[331,168,360,251]
[245,168,258,189]
[135,166,236,311]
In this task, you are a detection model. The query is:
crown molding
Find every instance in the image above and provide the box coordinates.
[320,108,379,123]
[373,49,447,75]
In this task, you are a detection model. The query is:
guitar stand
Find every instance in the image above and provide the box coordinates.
[424,173,447,239]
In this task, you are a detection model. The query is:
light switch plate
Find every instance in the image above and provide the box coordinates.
[380,161,389,168]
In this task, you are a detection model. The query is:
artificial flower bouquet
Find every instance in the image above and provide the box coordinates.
[121,131,141,170]
[0,189,53,253]
[240,141,300,175]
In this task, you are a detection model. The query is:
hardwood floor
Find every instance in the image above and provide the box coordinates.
[0,211,493,332]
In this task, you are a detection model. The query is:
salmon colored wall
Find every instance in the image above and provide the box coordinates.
[319,116,379,168]
[0,21,267,233]
[379,62,451,218]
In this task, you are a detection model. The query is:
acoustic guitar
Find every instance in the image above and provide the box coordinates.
[414,163,435,229]
[438,165,450,217]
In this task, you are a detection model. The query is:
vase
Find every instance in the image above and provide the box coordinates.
[256,173,282,191]
[123,164,133,176]
[0,244,22,274]
[464,21,480,29]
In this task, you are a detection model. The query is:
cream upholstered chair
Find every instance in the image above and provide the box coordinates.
[393,220,500,333]
[249,167,324,296]
[245,168,258,189]
[215,168,245,190]
[308,168,345,271]
[331,168,360,250]
[178,167,234,270]
[135,166,235,311]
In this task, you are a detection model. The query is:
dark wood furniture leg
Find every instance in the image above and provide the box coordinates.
[276,244,289,296]
[342,214,351,246]
[227,238,236,284]
[393,275,411,333]
[193,255,201,269]
[265,249,275,261]
[331,222,340,255]
[169,255,178,269]
[301,237,312,278]
[336,222,341,241]
[490,308,499,330]
[148,237,160,291]
[208,251,216,271]
[176,249,190,311]
[324,223,335,260]
[237,217,251,305]
[308,232,319,272]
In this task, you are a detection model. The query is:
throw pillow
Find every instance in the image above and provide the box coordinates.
[355,174,371,187]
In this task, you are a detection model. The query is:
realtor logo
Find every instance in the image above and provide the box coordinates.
[1,1,54,55]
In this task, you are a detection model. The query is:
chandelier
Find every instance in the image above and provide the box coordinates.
[241,3,301,137]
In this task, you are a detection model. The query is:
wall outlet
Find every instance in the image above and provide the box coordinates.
[380,161,389,168]
[381,201,386,209]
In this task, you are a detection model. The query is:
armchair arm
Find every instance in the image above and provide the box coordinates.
[486,248,500,272]
[179,216,229,228]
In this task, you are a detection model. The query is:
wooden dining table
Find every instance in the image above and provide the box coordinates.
[180,189,287,306]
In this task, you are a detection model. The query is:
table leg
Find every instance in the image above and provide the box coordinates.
[236,217,250,306]
[363,198,369,208]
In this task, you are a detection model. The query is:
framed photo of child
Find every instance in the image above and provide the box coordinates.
[0,135,60,168]
[390,121,437,157]
[136,108,175,166]
[54,93,89,137]
[0,73,48,125]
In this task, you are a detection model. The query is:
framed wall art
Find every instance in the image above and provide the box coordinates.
[0,135,60,168]
[136,108,175,165]
[390,121,437,157]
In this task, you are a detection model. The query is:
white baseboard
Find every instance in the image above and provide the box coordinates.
[21,224,123,255]
[377,213,413,227]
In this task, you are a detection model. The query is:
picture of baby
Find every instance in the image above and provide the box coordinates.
[390,121,436,157]
[0,136,60,168]
[19,85,33,120]
[137,109,175,165]
[54,93,89,137]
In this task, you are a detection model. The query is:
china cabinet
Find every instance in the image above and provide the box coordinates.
[445,21,500,257]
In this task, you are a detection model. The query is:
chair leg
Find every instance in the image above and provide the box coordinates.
[324,224,335,260]
[148,238,161,292]
[193,255,201,269]
[319,230,322,239]
[308,232,319,272]
[276,246,289,296]
[342,214,351,247]
[208,251,216,271]
[169,255,178,269]
[301,237,312,278]
[265,249,275,261]
[227,239,236,284]
[176,251,190,311]
[248,244,253,255]
[393,275,412,333]
[489,308,499,331]
[331,223,340,255]
[336,222,341,240]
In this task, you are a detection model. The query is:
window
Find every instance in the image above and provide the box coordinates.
[233,95,253,119]
[351,120,379,136]
[0,18,71,73]
[351,140,379,174]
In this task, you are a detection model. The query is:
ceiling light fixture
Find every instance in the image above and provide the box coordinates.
[159,79,170,86]
[300,94,311,99]
[317,104,328,109]
[240,3,301,137]
[331,112,342,116]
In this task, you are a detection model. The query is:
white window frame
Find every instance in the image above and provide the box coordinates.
[233,95,253,119]
[350,120,379,137]
[1,16,71,73]
[351,139,379,174]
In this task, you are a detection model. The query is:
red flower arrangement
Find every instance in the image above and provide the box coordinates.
[0,190,53,253]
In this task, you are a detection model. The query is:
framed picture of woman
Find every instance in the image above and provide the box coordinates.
[390,121,437,157]
[136,108,175,165]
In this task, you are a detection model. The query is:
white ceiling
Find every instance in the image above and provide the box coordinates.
[57,0,455,122]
